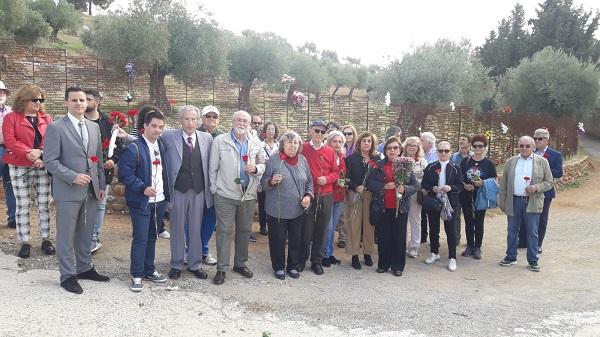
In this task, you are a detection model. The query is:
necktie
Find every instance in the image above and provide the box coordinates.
[187,136,194,152]
[79,121,88,151]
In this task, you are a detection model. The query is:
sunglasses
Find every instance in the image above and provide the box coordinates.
[204,114,218,119]
[472,144,485,148]
[31,98,45,103]
[534,137,546,141]
[438,149,451,153]
[343,132,353,136]
[313,129,327,135]
[252,121,263,125]
[518,144,532,148]
[386,145,400,150]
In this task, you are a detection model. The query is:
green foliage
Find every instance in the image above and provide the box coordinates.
[287,52,329,93]
[30,0,82,41]
[499,47,600,118]
[67,0,115,14]
[0,0,49,44]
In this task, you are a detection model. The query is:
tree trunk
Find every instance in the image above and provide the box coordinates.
[286,84,295,105]
[149,64,169,113]
[88,0,92,15]
[331,85,342,100]
[238,83,252,113]
[348,87,355,99]
[50,28,59,42]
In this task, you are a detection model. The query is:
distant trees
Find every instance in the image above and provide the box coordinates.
[30,0,82,42]
[0,0,49,44]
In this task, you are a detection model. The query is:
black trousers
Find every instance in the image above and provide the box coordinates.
[377,209,408,272]
[267,214,304,271]
[420,208,428,243]
[460,191,487,248]
[427,210,457,259]
[300,194,333,265]
[258,191,267,229]
[520,198,552,248]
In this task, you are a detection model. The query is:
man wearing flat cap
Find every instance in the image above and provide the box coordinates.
[0,81,16,229]
[518,128,562,253]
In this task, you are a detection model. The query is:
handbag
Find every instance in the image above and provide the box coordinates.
[416,190,424,205]
[369,194,385,226]
[421,195,443,212]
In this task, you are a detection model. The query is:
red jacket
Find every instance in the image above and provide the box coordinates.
[333,153,347,202]
[2,110,52,167]
[302,142,340,197]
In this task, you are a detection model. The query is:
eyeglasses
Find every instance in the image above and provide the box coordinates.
[534,137,546,141]
[518,144,532,148]
[31,98,45,103]
[386,146,400,150]
[204,114,218,119]
[343,132,353,136]
[252,121,262,125]
[313,129,327,135]
[472,144,485,148]
[438,149,451,153]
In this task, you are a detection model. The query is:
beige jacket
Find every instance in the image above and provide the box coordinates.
[209,131,266,201]
[499,153,553,216]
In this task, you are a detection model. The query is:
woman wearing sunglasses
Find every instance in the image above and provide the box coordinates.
[459,134,497,260]
[421,141,463,271]
[2,84,54,259]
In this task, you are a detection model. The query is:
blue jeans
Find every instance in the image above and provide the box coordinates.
[506,197,540,263]
[323,201,343,258]
[185,204,215,256]
[0,147,16,223]
[129,201,166,278]
[93,186,108,244]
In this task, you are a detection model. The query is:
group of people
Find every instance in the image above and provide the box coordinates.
[0,80,563,294]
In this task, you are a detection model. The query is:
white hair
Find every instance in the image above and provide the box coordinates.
[232,110,251,121]
[326,130,346,145]
[177,105,200,119]
[420,131,436,145]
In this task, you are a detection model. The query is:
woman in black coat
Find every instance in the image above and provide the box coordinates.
[421,141,463,272]
[366,137,417,276]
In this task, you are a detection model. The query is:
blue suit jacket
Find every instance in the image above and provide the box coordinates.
[118,137,170,210]
[542,147,563,199]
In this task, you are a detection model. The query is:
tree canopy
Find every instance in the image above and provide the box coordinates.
[30,0,83,42]
[0,0,49,44]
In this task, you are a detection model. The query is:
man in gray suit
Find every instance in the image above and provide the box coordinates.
[44,85,109,294]
[162,105,213,280]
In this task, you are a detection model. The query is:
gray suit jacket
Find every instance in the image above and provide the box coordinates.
[44,115,106,201]
[161,128,213,208]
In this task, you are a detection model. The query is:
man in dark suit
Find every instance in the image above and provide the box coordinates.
[44,85,109,294]
[161,105,213,280]
[118,109,170,292]
[518,128,563,253]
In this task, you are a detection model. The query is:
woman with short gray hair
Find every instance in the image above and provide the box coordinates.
[261,130,313,280]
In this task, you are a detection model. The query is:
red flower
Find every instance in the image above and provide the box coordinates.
[152,159,161,166]
[524,176,531,182]
[368,159,378,169]
[90,156,99,163]
[139,127,145,134]
[242,155,249,162]
[435,168,441,175]
[102,139,110,149]
[126,109,139,117]
[109,111,128,128]
[543,152,549,159]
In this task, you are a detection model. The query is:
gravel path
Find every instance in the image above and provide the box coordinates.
[1,138,599,336]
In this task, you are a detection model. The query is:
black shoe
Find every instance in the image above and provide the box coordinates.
[61,276,83,294]
[336,240,346,248]
[364,254,373,266]
[259,227,268,236]
[329,255,341,265]
[297,265,305,273]
[420,238,427,244]
[351,255,361,270]
[7,220,16,228]
[392,270,403,277]
[528,261,540,272]
[376,267,388,273]
[77,268,110,282]
[321,257,331,267]
[41,240,56,255]
[188,268,208,279]
[17,243,31,258]
[274,270,285,280]
[249,233,257,243]
[213,271,225,285]
[232,266,253,278]
[287,269,300,279]
[310,263,324,275]
[168,268,181,279]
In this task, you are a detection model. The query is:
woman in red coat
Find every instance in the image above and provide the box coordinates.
[2,84,54,259]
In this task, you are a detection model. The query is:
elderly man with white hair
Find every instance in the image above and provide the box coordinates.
[419,131,438,244]
[161,105,213,280]
[209,110,266,285]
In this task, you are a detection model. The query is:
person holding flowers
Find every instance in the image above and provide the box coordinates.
[401,136,428,258]
[209,110,266,285]
[345,131,378,269]
[117,109,169,292]
[260,131,313,280]
[499,136,553,272]
[322,130,346,268]
[421,141,463,272]
[366,137,417,276]
[459,134,497,260]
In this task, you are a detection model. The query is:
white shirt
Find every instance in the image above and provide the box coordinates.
[67,112,88,145]
[262,140,279,158]
[309,140,324,150]
[438,160,449,187]
[143,135,165,203]
[182,130,197,149]
[513,154,534,196]
[535,146,548,156]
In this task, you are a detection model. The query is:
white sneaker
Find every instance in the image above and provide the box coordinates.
[424,253,440,265]
[202,254,217,266]
[90,241,103,254]
[448,258,457,272]
[130,277,143,292]
[158,231,171,239]
[407,248,419,258]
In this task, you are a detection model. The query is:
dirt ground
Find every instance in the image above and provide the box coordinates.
[1,139,599,336]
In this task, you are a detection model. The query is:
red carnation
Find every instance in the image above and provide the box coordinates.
[543,152,549,159]
[126,109,139,117]
[90,156,99,163]
[152,159,161,166]
[368,160,378,169]
[524,176,531,182]
[242,155,249,162]
[102,139,110,149]
[435,168,441,175]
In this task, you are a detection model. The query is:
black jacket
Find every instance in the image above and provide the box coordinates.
[421,160,463,207]
[345,152,371,192]
[86,111,124,184]
[366,158,418,214]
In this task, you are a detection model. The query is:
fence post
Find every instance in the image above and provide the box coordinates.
[31,46,35,84]
[307,89,311,131]
[64,49,68,89]
[366,95,369,131]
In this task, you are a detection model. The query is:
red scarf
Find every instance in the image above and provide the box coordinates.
[280,152,298,166]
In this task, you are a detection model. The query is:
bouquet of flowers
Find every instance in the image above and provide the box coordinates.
[291,91,305,111]
[392,157,415,217]
[349,159,378,221]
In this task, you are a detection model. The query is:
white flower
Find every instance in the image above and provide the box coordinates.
[501,122,509,134]
[384,92,391,107]
[449,101,455,112]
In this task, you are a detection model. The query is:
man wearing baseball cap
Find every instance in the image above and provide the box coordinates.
[0,81,16,228]
[198,105,224,138]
